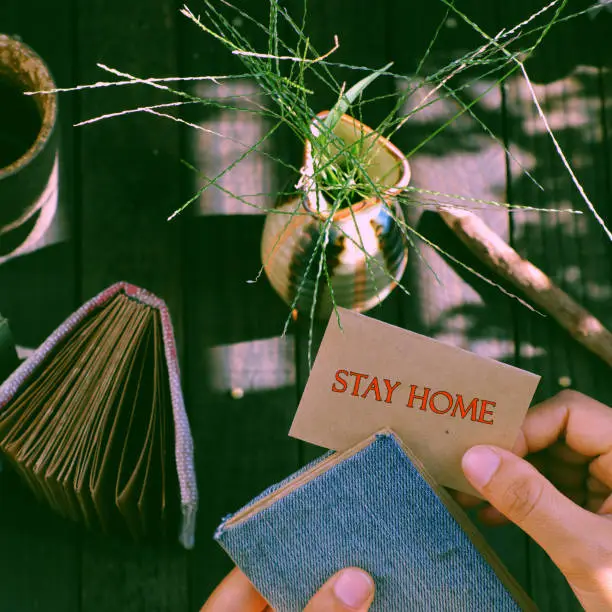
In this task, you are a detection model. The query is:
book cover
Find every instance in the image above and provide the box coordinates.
[0,313,19,383]
[215,431,537,611]
[0,282,198,548]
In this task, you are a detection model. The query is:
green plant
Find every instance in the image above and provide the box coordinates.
[32,0,611,356]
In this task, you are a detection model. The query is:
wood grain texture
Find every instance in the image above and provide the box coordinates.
[179,3,301,606]
[388,0,532,592]
[503,3,612,609]
[0,0,80,610]
[76,0,189,610]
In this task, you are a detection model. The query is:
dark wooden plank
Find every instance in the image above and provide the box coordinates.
[503,4,612,609]
[0,0,80,610]
[389,0,532,592]
[179,4,302,606]
[604,49,612,292]
[76,0,189,610]
[185,217,300,606]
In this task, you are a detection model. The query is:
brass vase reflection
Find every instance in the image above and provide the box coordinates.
[261,111,411,319]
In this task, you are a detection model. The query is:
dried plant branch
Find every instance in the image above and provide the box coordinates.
[439,208,612,368]
[233,34,339,63]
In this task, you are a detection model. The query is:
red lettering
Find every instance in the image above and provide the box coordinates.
[361,377,382,401]
[383,379,401,404]
[478,400,496,425]
[451,395,479,421]
[406,385,431,411]
[331,369,349,393]
[349,371,369,397]
[429,391,453,414]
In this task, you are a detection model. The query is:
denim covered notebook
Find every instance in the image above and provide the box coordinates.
[215,431,537,611]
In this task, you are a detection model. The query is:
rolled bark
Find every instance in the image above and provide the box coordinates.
[439,207,612,369]
[0,35,58,257]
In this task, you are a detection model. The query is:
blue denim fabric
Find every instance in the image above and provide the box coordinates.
[215,433,533,611]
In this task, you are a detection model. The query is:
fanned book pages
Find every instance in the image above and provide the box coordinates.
[0,283,198,549]
[215,430,538,612]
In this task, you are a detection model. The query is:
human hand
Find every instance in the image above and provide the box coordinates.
[201,565,375,611]
[461,390,612,611]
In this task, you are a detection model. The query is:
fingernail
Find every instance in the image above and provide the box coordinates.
[462,446,501,489]
[333,568,374,609]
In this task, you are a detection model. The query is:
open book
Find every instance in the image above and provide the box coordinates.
[215,430,537,611]
[0,283,197,548]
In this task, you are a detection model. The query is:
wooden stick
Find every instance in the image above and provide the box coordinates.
[439,208,612,369]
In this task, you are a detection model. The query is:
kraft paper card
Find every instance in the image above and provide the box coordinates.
[289,308,540,495]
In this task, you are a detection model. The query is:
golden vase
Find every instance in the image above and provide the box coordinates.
[261,111,411,319]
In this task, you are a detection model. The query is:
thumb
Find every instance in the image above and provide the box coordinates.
[304,568,375,611]
[462,445,597,566]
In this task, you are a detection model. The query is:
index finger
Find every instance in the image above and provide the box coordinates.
[522,390,612,457]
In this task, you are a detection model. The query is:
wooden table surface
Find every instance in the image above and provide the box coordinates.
[0,0,610,610]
